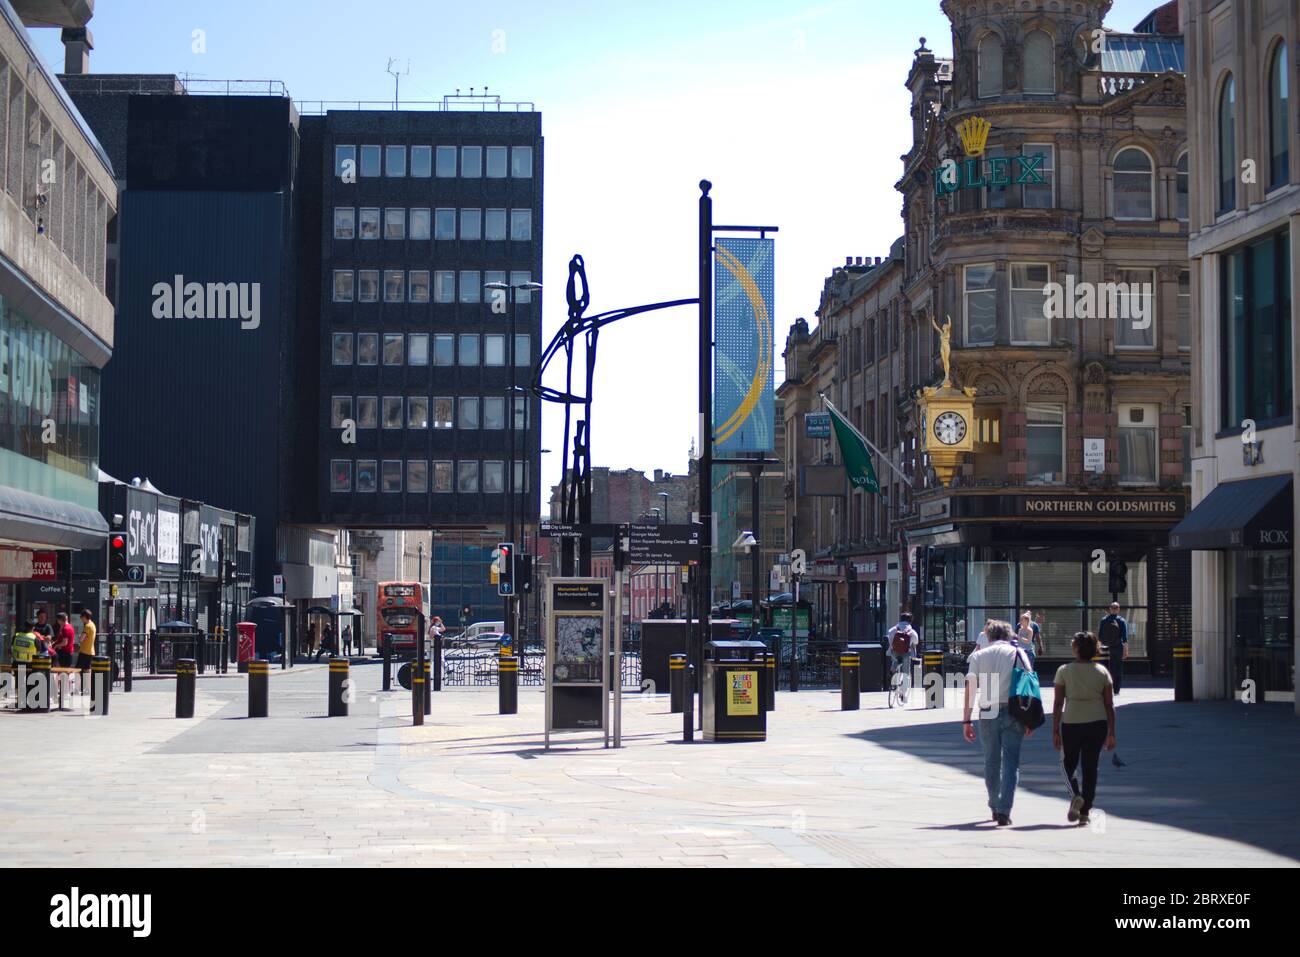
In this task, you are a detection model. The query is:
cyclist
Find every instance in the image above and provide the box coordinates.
[885,612,920,702]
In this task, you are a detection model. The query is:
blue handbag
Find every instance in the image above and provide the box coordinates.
[1008,649,1045,730]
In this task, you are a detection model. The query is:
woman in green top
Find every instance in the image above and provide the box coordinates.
[1052,632,1117,825]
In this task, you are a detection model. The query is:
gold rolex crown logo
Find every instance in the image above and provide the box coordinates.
[958,116,991,157]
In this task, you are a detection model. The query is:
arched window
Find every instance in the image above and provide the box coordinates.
[1219,73,1237,213]
[1269,43,1290,189]
[1024,30,1055,93]
[1176,151,1189,222]
[1113,147,1154,220]
[979,34,1003,98]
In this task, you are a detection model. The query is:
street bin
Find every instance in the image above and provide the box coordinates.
[848,642,884,692]
[235,622,257,673]
[155,621,201,674]
[701,640,767,742]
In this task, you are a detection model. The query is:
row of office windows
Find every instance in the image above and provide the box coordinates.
[1019,403,1192,487]
[331,269,534,304]
[946,143,1190,222]
[961,262,1191,350]
[329,395,530,431]
[333,144,533,180]
[330,332,531,367]
[333,206,532,242]
[330,459,529,495]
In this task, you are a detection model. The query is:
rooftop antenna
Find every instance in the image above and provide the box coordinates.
[386,58,410,109]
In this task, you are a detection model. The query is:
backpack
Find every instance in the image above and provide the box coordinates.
[890,626,913,655]
[1007,649,1045,730]
[1099,616,1122,650]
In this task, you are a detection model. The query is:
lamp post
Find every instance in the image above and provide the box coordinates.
[485,279,543,649]
[659,491,670,615]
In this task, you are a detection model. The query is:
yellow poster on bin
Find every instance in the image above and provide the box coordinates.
[727,670,758,716]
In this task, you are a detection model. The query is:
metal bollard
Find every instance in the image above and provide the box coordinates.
[923,651,944,710]
[176,659,196,718]
[124,637,133,693]
[840,653,861,711]
[432,631,443,693]
[26,657,50,713]
[1174,642,1192,702]
[763,651,776,712]
[248,659,269,718]
[682,664,695,743]
[422,659,431,715]
[668,654,686,713]
[499,655,519,715]
[90,656,111,716]
[328,659,349,717]
[411,666,425,726]
[382,641,392,692]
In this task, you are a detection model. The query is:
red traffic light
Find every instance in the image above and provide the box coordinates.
[110,535,125,550]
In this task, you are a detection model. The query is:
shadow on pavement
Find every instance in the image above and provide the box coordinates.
[850,698,1300,861]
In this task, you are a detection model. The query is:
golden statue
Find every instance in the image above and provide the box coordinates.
[931,315,953,388]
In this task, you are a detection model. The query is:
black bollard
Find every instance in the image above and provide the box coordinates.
[328,659,349,717]
[176,658,196,718]
[682,664,695,743]
[499,655,519,715]
[432,630,443,693]
[668,654,686,713]
[123,637,133,693]
[90,656,111,716]
[923,650,944,710]
[759,650,769,712]
[382,640,392,692]
[26,657,50,713]
[422,659,431,715]
[1174,642,1192,702]
[411,667,425,726]
[248,659,269,718]
[840,652,861,711]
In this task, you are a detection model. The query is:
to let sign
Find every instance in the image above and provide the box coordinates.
[805,413,831,439]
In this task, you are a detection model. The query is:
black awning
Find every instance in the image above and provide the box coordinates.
[1169,475,1293,551]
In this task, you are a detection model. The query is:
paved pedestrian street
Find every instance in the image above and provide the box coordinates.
[2,662,1297,868]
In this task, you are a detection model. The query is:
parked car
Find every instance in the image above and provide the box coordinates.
[448,630,507,651]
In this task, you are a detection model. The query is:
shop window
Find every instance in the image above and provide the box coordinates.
[1025,403,1065,484]
[1118,404,1158,485]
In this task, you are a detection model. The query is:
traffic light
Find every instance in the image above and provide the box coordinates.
[108,530,128,582]
[497,542,515,596]
[518,553,533,593]
[1109,560,1129,596]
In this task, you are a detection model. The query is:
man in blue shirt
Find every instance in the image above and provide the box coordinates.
[1098,602,1129,694]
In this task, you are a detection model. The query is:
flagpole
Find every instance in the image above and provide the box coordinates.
[821,394,913,489]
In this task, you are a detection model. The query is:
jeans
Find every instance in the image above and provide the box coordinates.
[979,710,1026,816]
[1061,720,1108,812]
[1109,648,1124,694]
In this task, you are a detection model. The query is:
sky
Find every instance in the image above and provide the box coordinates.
[30,0,1160,504]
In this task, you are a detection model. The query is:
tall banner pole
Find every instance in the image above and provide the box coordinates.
[697,180,714,685]
[613,565,623,748]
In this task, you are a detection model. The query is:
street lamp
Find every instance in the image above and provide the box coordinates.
[733,530,759,636]
[484,279,543,646]
[659,491,671,615]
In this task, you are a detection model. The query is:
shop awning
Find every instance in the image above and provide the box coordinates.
[0,483,109,550]
[1169,475,1293,551]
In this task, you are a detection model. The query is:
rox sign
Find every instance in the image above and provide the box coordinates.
[933,114,1045,197]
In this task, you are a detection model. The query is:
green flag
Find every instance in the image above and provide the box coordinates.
[827,401,881,494]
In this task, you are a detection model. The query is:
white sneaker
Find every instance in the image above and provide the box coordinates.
[1068,795,1085,823]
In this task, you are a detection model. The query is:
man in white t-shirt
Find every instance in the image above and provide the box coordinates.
[884,613,920,697]
[962,620,1033,826]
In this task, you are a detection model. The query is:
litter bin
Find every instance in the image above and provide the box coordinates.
[848,642,883,692]
[701,640,767,742]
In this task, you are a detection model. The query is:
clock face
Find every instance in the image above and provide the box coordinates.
[933,411,968,446]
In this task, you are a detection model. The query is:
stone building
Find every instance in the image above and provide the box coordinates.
[1174,0,1297,710]
[895,0,1194,670]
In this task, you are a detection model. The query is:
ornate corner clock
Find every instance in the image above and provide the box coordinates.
[919,316,978,487]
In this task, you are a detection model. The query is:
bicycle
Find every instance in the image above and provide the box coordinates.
[888,655,921,708]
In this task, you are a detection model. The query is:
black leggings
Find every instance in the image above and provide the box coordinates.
[1061,720,1108,812]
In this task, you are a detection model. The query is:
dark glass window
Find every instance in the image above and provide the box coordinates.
[1269,44,1290,189]
[1221,230,1292,430]
[1218,74,1236,214]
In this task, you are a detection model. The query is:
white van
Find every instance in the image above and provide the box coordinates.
[458,621,506,646]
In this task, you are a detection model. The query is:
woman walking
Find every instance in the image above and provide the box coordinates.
[1052,632,1116,825]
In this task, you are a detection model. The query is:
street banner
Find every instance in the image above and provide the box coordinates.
[714,237,775,453]
[826,398,881,494]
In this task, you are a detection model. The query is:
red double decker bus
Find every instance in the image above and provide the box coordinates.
[376,582,423,658]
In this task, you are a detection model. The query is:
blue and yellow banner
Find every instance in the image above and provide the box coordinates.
[714,237,774,453]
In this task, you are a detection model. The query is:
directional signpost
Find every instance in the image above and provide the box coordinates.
[627,524,702,565]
